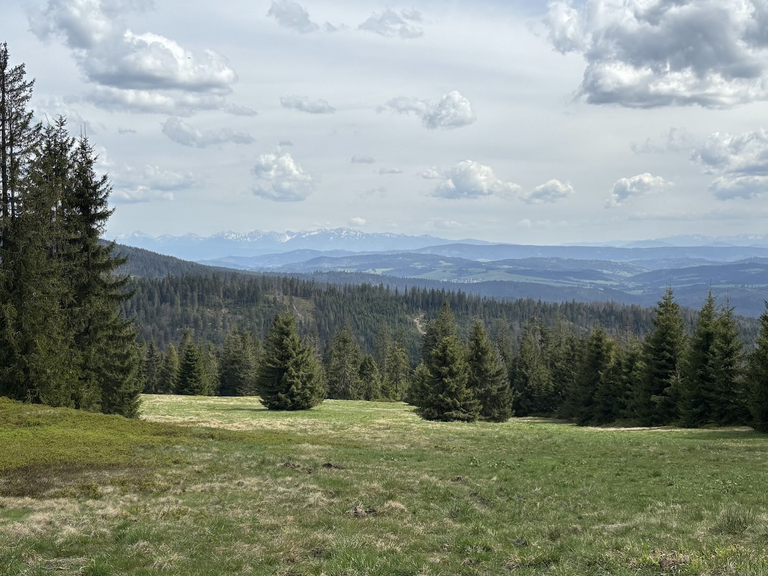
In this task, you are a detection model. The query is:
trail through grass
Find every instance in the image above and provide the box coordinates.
[2,395,768,575]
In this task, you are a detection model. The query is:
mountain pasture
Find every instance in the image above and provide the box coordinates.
[2,396,768,575]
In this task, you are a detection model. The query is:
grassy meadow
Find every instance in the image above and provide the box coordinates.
[2,395,768,575]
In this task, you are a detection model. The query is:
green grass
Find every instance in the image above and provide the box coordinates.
[2,395,768,575]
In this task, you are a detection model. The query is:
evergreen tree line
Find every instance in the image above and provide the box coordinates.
[0,45,141,416]
[144,288,768,431]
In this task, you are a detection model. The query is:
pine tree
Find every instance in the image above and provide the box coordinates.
[709,300,748,424]
[159,343,179,394]
[466,319,512,422]
[635,287,686,425]
[255,313,324,410]
[381,339,411,400]
[142,339,162,394]
[571,326,615,426]
[219,327,256,396]
[421,301,458,363]
[406,362,431,408]
[679,292,718,427]
[358,354,382,400]
[326,327,363,399]
[748,302,768,432]
[419,335,480,422]
[175,341,207,396]
[511,319,555,416]
[201,342,219,396]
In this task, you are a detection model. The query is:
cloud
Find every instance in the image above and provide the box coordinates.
[279,139,294,146]
[521,179,574,204]
[349,216,367,226]
[252,151,315,202]
[351,154,375,164]
[29,0,243,115]
[690,129,768,200]
[544,0,768,108]
[432,161,520,200]
[631,127,698,154]
[378,91,476,130]
[280,96,335,114]
[379,167,403,175]
[606,173,670,208]
[420,167,443,179]
[709,175,768,200]
[85,86,251,116]
[117,127,136,135]
[691,129,768,175]
[267,0,319,34]
[162,117,255,148]
[358,8,424,39]
[110,163,196,204]
[111,186,174,204]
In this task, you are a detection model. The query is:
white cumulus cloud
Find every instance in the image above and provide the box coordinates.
[544,0,768,108]
[29,0,244,115]
[378,91,476,130]
[432,161,520,200]
[691,129,768,199]
[379,167,403,175]
[606,173,670,208]
[162,117,255,148]
[521,179,575,204]
[267,0,319,34]
[280,96,335,114]
[349,216,367,227]
[358,8,424,39]
[252,151,315,202]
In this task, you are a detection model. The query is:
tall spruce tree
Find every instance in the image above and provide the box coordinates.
[159,343,179,394]
[466,319,512,422]
[511,319,556,416]
[218,327,257,396]
[421,301,458,363]
[419,334,480,422]
[142,339,162,394]
[748,302,768,432]
[64,135,142,416]
[326,327,363,399]
[255,313,324,410]
[175,342,207,396]
[358,354,382,400]
[635,287,686,425]
[571,326,616,426]
[679,292,718,427]
[381,339,411,400]
[709,300,748,424]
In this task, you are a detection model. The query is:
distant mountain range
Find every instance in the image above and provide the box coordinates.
[113,229,768,317]
[114,228,490,261]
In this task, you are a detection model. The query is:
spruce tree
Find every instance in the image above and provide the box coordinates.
[219,327,257,396]
[680,292,718,427]
[709,300,748,424]
[466,319,512,422]
[421,301,457,363]
[142,339,162,394]
[635,287,686,425]
[381,339,411,400]
[511,319,555,416]
[326,327,363,399]
[419,335,480,422]
[358,354,382,400]
[175,342,207,396]
[159,344,179,394]
[748,302,768,432]
[255,313,324,410]
[572,326,615,426]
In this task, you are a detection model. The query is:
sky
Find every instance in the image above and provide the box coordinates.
[5,0,768,244]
